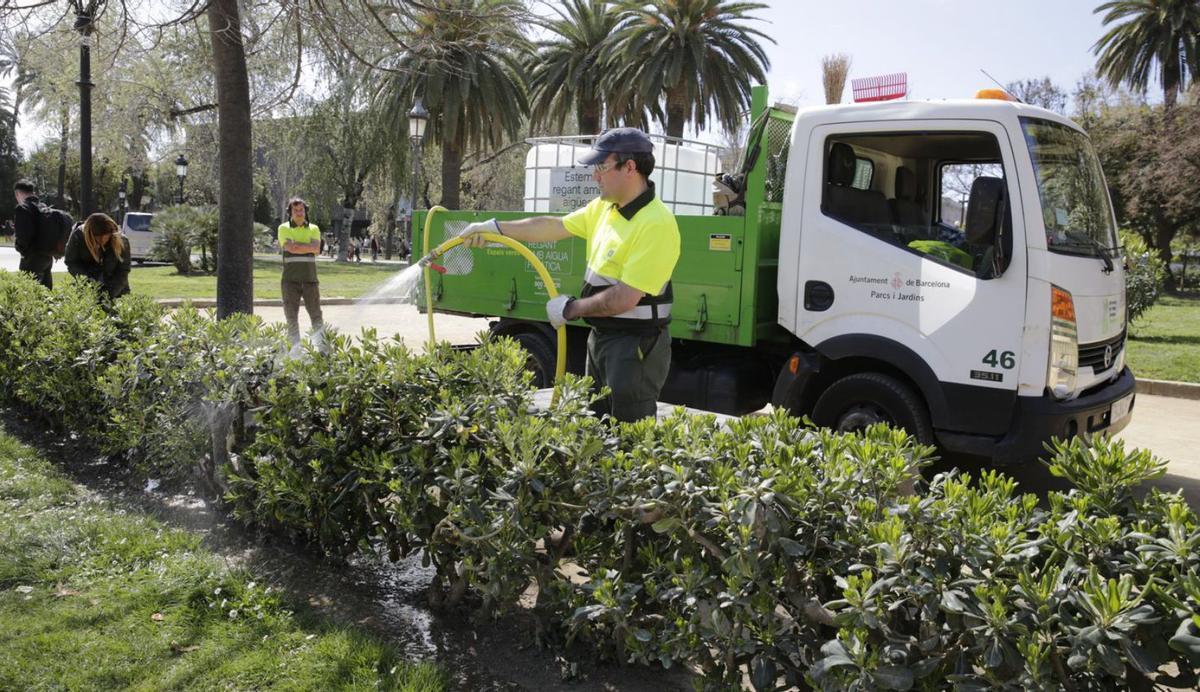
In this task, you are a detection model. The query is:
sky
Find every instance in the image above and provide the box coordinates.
[755,0,1113,107]
[12,0,1127,152]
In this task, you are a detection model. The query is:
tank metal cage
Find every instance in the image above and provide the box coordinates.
[523,134,726,216]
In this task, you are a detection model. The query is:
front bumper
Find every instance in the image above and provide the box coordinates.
[937,367,1137,465]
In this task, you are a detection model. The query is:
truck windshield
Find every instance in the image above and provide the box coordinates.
[1020,117,1117,257]
[125,214,152,232]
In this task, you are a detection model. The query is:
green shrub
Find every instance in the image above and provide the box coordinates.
[253,222,275,253]
[1173,235,1200,292]
[191,206,219,271]
[151,205,196,273]
[1,269,1198,689]
[1123,230,1166,324]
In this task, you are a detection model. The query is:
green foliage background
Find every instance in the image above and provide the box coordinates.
[1122,230,1166,324]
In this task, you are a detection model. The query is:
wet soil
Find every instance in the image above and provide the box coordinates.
[2,409,696,691]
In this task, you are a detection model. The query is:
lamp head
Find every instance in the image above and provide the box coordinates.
[408,98,429,140]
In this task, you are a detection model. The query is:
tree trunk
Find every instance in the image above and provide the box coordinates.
[208,0,255,318]
[1156,223,1178,292]
[664,87,688,139]
[56,105,68,208]
[130,170,147,210]
[337,75,355,263]
[441,138,462,209]
[338,203,353,262]
[1162,45,1181,111]
[579,100,601,137]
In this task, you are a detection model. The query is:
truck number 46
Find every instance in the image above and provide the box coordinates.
[982,350,1016,370]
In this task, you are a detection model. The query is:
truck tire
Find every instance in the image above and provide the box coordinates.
[512,331,556,388]
[811,372,934,444]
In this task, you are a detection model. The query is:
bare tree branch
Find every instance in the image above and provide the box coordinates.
[461,140,527,173]
[170,102,217,118]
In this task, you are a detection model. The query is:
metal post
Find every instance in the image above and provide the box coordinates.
[76,12,95,216]
[174,153,188,206]
[385,199,396,261]
[407,136,421,258]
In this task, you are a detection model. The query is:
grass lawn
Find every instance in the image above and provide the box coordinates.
[0,431,444,691]
[1126,294,1200,383]
[128,256,402,300]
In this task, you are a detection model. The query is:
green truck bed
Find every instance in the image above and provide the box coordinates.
[416,88,794,348]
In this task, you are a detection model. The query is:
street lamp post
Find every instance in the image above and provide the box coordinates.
[403,98,429,260]
[74,7,96,216]
[117,179,127,223]
[175,154,188,205]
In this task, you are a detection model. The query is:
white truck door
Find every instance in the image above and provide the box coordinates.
[787,119,1028,435]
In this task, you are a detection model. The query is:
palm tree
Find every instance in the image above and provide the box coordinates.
[375,0,530,209]
[1093,0,1200,108]
[604,0,772,139]
[527,0,621,135]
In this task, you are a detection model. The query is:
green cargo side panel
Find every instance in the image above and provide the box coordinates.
[415,211,752,346]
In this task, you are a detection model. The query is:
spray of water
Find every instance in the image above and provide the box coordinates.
[356,262,426,305]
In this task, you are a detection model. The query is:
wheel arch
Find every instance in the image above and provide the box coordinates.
[812,334,948,429]
[491,317,557,343]
[490,318,587,378]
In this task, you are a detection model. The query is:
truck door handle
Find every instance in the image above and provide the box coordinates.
[804,281,834,311]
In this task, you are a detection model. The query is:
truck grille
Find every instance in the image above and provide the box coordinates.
[1079,330,1125,372]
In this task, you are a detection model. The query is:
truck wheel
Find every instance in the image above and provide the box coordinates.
[811,373,934,443]
[512,332,556,388]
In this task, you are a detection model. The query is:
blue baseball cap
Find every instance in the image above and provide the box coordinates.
[578,128,654,166]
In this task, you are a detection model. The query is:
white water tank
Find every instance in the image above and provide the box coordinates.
[524,137,722,216]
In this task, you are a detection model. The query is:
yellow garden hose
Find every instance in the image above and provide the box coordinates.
[418,206,568,391]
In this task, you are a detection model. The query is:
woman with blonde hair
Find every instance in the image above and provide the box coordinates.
[64,212,132,299]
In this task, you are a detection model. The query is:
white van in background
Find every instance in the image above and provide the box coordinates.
[121,212,156,262]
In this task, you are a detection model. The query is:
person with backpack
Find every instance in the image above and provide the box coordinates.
[12,179,54,288]
[64,213,131,300]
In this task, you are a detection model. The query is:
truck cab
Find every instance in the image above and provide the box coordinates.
[773,95,1134,462]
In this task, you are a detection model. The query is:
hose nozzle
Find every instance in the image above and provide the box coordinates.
[416,254,447,274]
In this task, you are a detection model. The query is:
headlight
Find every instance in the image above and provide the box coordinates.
[1048,285,1078,399]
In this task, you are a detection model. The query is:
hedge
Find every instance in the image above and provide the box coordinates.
[2,270,1199,690]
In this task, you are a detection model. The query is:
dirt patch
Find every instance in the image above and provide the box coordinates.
[2,408,695,691]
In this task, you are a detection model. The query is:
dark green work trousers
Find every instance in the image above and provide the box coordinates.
[585,326,671,423]
[281,280,323,344]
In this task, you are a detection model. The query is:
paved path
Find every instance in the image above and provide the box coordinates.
[255,301,492,352]
[1118,394,1200,505]
[0,246,67,273]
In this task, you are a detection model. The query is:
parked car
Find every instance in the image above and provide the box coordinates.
[121,212,156,262]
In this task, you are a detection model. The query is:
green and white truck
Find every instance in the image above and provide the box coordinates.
[417,86,1135,464]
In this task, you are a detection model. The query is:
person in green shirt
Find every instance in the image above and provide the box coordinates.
[277,197,323,344]
[462,128,681,422]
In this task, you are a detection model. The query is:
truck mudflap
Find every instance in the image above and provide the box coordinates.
[937,367,1137,465]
